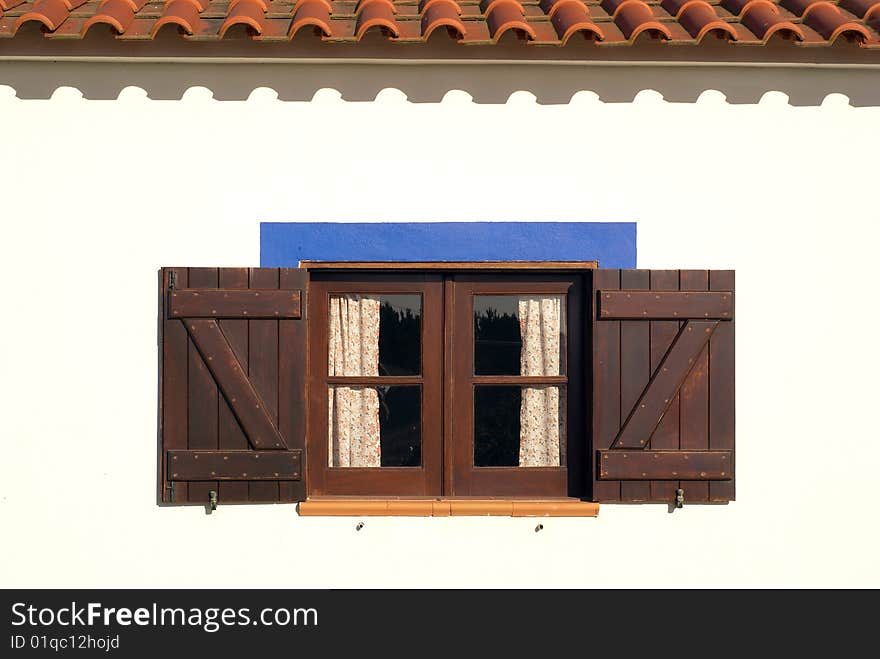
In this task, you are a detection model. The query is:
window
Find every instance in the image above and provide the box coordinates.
[307,272,584,498]
[307,275,444,496]
[158,264,735,514]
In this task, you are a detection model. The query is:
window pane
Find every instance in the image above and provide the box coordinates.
[329,385,421,467]
[329,294,421,377]
[474,295,566,376]
[474,385,566,467]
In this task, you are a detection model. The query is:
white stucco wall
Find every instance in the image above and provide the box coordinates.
[1,61,879,588]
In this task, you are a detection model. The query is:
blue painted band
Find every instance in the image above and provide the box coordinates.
[260,222,636,269]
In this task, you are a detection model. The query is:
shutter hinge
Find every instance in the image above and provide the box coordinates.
[208,490,218,514]
[165,481,176,503]
[168,271,177,290]
[675,488,684,509]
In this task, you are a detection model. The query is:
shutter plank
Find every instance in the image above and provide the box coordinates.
[649,270,681,503]
[162,267,189,504]
[709,270,736,502]
[169,289,301,319]
[598,291,732,320]
[619,270,651,502]
[248,268,281,502]
[168,450,302,481]
[598,450,732,480]
[218,268,250,503]
[592,269,621,502]
[279,268,308,503]
[187,267,220,506]
[679,270,710,502]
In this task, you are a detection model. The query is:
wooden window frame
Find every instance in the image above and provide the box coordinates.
[307,274,444,496]
[448,275,585,497]
[306,267,588,501]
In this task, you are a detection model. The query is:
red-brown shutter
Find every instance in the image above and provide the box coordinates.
[158,267,308,505]
[591,269,735,504]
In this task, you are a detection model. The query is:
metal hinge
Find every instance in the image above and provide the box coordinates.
[675,488,685,509]
[168,271,177,290]
[165,481,176,503]
[208,490,218,514]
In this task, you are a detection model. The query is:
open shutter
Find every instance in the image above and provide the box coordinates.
[158,267,307,505]
[591,269,734,504]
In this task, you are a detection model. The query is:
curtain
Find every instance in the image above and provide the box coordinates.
[328,295,381,467]
[518,296,566,467]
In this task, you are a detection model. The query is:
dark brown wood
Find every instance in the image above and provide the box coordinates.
[160,267,310,506]
[169,289,301,319]
[648,270,681,503]
[247,268,282,502]
[591,269,621,502]
[302,261,598,271]
[450,274,582,498]
[161,267,189,504]
[709,270,736,502]
[678,270,711,502]
[443,277,454,496]
[327,376,423,385]
[597,450,732,480]
[612,320,719,449]
[619,270,651,501]
[591,269,735,504]
[184,318,287,451]
[168,450,303,481]
[307,274,444,496]
[279,268,309,503]
[471,375,569,385]
[217,268,250,503]
[186,268,220,506]
[598,290,733,320]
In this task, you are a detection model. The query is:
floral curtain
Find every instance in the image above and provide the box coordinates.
[518,296,565,467]
[328,294,381,467]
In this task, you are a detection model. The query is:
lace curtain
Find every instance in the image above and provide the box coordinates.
[518,296,565,467]
[328,294,381,467]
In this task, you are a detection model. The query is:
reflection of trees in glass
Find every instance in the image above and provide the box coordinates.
[474,306,521,375]
[379,386,421,467]
[474,386,520,467]
[378,301,421,376]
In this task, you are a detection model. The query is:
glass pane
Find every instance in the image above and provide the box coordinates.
[328,294,421,377]
[474,295,566,376]
[328,385,421,468]
[474,386,566,467]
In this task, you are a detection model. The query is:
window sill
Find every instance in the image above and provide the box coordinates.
[297,498,599,517]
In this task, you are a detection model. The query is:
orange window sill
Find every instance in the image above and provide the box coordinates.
[297,498,599,517]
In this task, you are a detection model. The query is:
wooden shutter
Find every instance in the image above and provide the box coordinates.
[158,267,307,505]
[591,270,735,504]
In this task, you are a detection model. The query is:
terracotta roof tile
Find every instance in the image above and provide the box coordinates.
[0,0,877,48]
